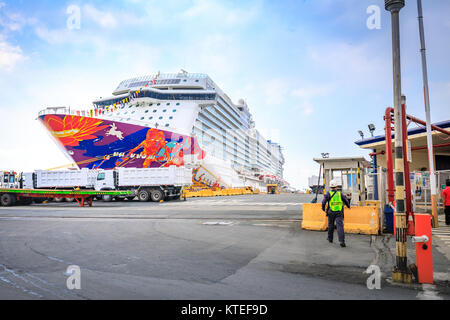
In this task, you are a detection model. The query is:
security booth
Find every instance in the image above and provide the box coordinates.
[266,184,279,194]
[313,157,371,206]
[302,156,381,235]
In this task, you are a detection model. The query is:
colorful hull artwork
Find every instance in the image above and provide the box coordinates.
[39,114,206,170]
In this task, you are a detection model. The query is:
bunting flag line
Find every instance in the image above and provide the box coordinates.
[66,86,150,118]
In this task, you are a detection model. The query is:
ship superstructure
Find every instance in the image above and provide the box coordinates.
[38,71,287,190]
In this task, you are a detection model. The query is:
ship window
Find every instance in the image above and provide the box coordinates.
[159,116,163,120]
[131,111,135,114]
[195,80,199,82]
[150,103,153,106]
[117,112,121,115]
[163,109,166,112]
[165,124,169,127]
[157,103,161,106]
[149,116,153,120]
[169,116,173,120]
[129,105,132,108]
[140,117,144,120]
[145,110,149,113]
[183,79,187,82]
[176,103,180,106]
[153,110,157,113]
[173,109,176,112]
[127,118,130,121]
[166,103,170,106]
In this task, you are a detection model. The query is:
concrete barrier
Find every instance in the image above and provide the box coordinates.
[301,204,380,235]
[183,187,257,198]
[199,189,213,197]
[301,203,328,231]
[344,206,380,235]
[363,200,381,209]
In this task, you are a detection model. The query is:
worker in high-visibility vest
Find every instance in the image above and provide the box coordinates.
[322,179,351,247]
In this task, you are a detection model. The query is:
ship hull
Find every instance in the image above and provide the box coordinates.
[39,114,206,170]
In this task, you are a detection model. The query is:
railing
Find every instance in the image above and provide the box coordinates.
[114,73,211,92]
[366,168,449,215]
[38,107,99,117]
[412,170,449,214]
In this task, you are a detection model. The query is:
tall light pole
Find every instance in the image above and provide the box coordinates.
[417,0,438,228]
[385,0,411,283]
[368,124,379,200]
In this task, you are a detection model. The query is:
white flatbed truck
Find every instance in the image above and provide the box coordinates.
[95,166,192,202]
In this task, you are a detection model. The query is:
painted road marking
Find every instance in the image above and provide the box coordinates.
[432,223,450,256]
[161,201,303,206]
[416,284,443,300]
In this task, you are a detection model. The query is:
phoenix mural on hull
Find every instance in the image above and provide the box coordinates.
[40,114,206,170]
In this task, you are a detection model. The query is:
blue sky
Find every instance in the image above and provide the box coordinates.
[0,0,449,188]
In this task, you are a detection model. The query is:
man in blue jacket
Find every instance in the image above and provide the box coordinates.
[322,179,351,247]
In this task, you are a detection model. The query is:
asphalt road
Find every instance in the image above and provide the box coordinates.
[0,194,448,300]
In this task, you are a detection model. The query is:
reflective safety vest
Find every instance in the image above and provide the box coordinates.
[328,191,343,212]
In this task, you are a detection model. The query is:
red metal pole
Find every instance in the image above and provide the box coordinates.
[401,100,414,235]
[412,142,450,151]
[385,107,395,203]
[369,151,385,156]
[406,113,450,136]
[385,107,450,137]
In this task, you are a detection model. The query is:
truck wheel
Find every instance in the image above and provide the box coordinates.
[1,194,16,206]
[150,189,164,202]
[54,197,65,202]
[65,197,75,202]
[138,190,150,202]
[102,195,113,202]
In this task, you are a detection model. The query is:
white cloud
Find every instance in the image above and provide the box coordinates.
[181,0,260,27]
[291,84,334,115]
[83,4,118,29]
[0,39,26,71]
[34,26,73,45]
[291,84,333,99]
[0,4,37,32]
[308,42,390,88]
[262,78,290,105]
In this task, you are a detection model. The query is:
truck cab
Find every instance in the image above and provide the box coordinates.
[0,171,19,189]
[94,170,116,191]
[20,172,35,189]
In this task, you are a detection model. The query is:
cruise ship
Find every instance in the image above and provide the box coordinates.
[38,71,287,190]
